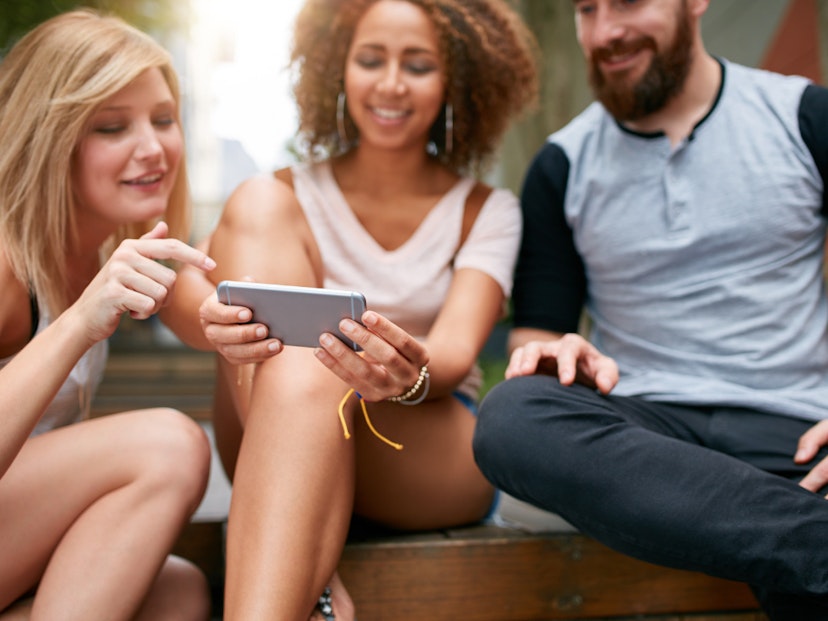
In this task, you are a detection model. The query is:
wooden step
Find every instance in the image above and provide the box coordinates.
[91,345,216,421]
[175,519,764,621]
[340,523,763,621]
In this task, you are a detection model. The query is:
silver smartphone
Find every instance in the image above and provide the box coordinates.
[216,281,367,350]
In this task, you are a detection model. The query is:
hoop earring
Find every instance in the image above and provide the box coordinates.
[444,103,453,155]
[337,92,348,144]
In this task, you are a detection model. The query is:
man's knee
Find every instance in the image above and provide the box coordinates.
[474,376,558,484]
[474,375,600,486]
[475,377,532,449]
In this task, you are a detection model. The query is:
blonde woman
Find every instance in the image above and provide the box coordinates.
[0,10,215,620]
[168,0,538,618]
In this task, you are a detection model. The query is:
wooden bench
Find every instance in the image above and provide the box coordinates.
[92,337,765,621]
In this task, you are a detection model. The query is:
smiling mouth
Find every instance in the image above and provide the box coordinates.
[603,51,638,65]
[124,173,164,186]
[594,38,654,70]
[371,107,409,120]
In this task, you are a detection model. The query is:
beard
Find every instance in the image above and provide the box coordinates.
[588,2,693,121]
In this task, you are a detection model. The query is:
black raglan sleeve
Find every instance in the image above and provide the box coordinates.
[799,83,828,217]
[511,141,587,334]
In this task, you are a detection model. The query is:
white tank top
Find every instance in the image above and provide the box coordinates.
[0,301,108,436]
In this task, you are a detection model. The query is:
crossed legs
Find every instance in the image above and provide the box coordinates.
[473,376,828,619]
[0,409,211,621]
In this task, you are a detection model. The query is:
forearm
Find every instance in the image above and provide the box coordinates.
[0,310,90,477]
[507,327,564,355]
[416,338,482,400]
[422,271,506,399]
[161,262,217,351]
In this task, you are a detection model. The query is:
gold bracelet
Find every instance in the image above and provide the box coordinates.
[387,365,430,405]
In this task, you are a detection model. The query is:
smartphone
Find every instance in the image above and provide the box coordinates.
[215,281,366,350]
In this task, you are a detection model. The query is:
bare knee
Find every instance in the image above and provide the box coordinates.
[136,556,211,621]
[125,409,211,513]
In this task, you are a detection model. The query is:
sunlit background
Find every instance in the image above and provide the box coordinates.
[197,0,302,170]
[2,0,817,245]
[179,0,304,239]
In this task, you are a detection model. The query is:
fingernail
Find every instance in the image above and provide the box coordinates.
[320,333,334,346]
[340,320,354,334]
[204,257,217,269]
[267,341,281,353]
[254,326,267,338]
[238,309,252,322]
[363,311,377,326]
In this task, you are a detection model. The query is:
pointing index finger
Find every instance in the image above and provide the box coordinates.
[139,237,217,272]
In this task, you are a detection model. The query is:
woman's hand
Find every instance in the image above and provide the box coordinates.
[198,290,283,364]
[73,222,215,345]
[313,310,429,402]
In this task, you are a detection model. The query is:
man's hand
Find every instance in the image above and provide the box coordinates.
[506,332,618,394]
[795,419,828,496]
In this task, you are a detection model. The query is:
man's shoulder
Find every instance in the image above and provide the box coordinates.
[546,102,608,152]
[722,59,812,105]
[720,60,821,148]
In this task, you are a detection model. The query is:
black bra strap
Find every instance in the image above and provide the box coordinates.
[29,289,39,340]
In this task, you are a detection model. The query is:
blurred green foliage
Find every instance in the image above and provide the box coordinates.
[480,356,508,399]
[0,0,190,54]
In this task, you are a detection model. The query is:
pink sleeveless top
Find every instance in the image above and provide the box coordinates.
[291,161,521,399]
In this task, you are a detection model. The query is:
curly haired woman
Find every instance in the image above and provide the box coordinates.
[168,1,538,618]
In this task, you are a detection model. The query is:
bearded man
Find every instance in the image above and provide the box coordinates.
[473,1,828,618]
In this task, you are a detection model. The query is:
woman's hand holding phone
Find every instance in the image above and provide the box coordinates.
[200,292,283,365]
[210,280,367,365]
[314,310,429,403]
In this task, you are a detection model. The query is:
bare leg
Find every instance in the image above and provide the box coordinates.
[309,571,354,621]
[353,396,494,530]
[0,409,211,620]
[1,556,209,621]
[212,361,244,482]
[0,598,31,621]
[224,349,357,621]
[134,556,211,621]
[223,350,494,619]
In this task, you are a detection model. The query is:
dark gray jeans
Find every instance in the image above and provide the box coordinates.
[473,376,828,620]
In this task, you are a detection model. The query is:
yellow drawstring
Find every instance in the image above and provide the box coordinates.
[338,389,403,450]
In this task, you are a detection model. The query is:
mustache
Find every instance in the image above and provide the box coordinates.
[592,37,656,63]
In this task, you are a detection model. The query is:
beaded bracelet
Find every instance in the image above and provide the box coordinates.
[387,365,430,405]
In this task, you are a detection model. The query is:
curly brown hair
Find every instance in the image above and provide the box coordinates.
[290,0,539,173]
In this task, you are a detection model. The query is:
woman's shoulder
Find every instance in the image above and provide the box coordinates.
[230,171,296,200]
[459,177,518,212]
[222,172,304,228]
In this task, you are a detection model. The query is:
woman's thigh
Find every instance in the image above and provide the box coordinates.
[0,409,207,601]
[353,395,493,530]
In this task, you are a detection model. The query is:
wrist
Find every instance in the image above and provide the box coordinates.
[387,365,430,405]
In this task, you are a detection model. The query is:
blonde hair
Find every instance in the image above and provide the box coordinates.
[291,0,539,174]
[0,9,190,315]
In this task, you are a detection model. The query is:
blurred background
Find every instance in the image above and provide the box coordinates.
[1,0,825,354]
[1,0,824,242]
